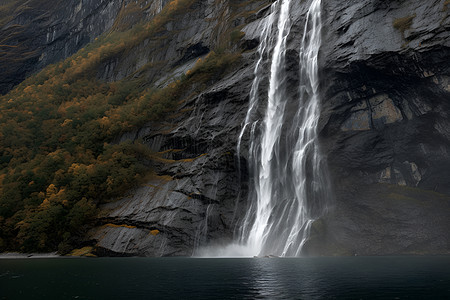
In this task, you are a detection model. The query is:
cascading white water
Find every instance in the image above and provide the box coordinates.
[235,0,330,257]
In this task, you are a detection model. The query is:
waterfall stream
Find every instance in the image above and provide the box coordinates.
[197,0,330,257]
[237,0,330,257]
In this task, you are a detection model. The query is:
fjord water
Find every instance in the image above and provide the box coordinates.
[1,257,450,299]
[234,0,331,256]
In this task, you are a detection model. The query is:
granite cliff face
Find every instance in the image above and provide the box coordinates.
[0,0,170,94]
[2,0,449,256]
[313,0,450,255]
[89,0,450,256]
[88,0,263,256]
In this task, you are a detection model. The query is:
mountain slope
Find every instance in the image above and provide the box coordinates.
[0,0,449,256]
[0,0,254,254]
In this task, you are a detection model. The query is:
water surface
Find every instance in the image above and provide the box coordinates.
[1,256,449,299]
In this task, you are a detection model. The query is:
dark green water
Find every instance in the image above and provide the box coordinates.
[1,256,449,299]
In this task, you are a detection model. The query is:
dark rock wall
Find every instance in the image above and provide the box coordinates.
[0,0,172,94]
[2,0,449,255]
[313,0,450,255]
[0,0,123,94]
[88,0,267,256]
[90,0,450,256]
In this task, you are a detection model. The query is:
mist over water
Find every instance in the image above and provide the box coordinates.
[205,0,331,257]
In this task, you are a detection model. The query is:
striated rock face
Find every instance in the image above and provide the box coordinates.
[87,0,450,256]
[0,0,123,94]
[321,0,450,192]
[86,0,263,256]
[0,0,172,94]
[90,65,254,256]
[88,0,450,256]
[3,0,449,255]
[312,0,450,255]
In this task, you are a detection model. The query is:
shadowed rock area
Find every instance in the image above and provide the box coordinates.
[311,0,450,255]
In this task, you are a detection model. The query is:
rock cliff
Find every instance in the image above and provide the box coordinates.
[2,0,449,256]
[88,0,264,256]
[90,0,450,256]
[0,0,118,93]
[0,0,170,94]
[312,0,450,255]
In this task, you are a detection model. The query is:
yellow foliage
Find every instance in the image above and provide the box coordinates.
[68,163,85,175]
[180,153,207,163]
[47,149,65,158]
[40,199,51,209]
[46,184,58,197]
[61,119,73,127]
[99,116,110,127]
[105,223,137,229]
[23,85,33,93]
[0,0,243,254]
[69,246,96,257]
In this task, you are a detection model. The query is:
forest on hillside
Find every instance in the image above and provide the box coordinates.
[0,0,243,253]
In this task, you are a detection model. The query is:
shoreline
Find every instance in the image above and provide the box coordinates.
[0,252,59,259]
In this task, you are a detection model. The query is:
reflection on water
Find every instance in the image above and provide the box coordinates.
[248,259,326,299]
[0,256,449,299]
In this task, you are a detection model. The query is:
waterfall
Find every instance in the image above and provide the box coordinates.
[236,0,330,257]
